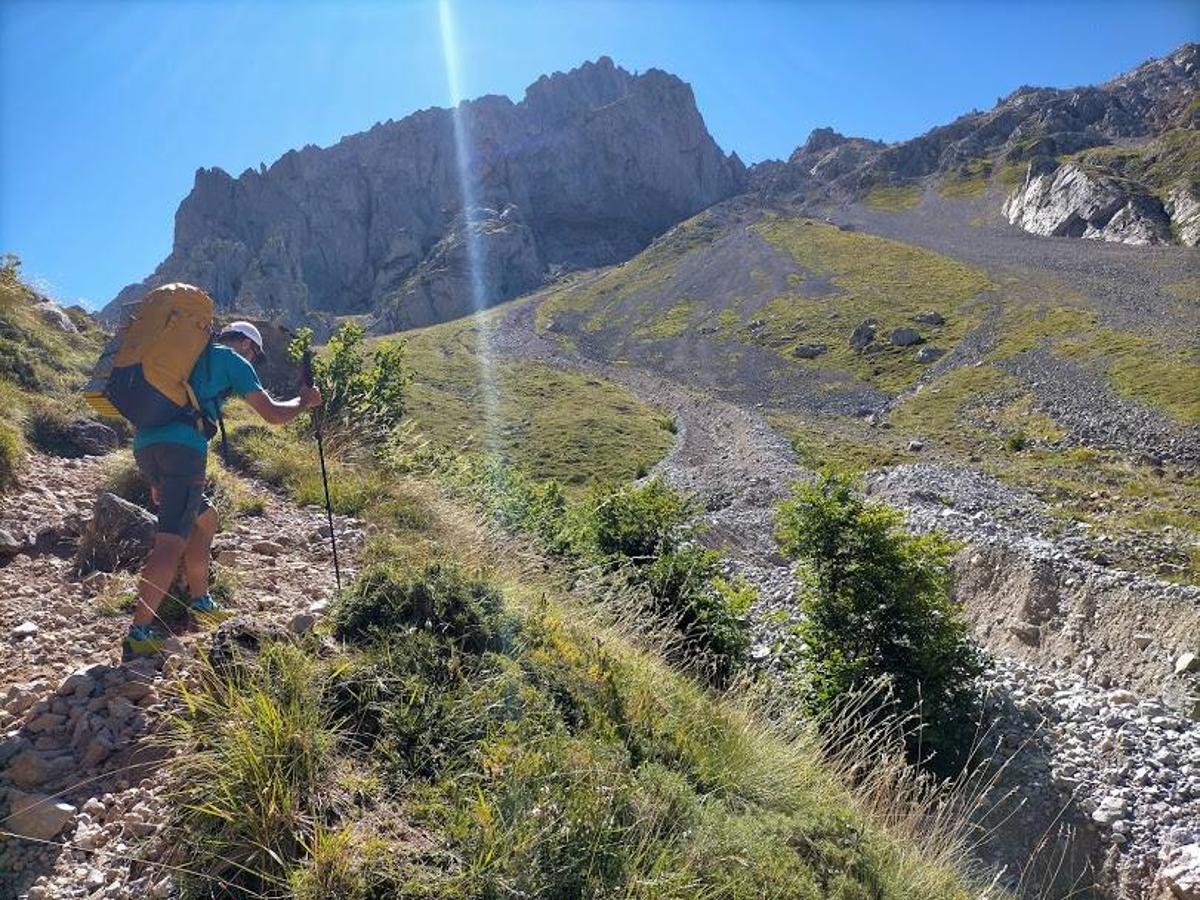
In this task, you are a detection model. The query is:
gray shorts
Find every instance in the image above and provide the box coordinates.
[133,444,214,537]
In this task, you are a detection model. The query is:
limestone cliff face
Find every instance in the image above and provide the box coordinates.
[107,57,746,329]
[1002,161,1174,245]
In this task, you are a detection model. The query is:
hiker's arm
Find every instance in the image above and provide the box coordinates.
[243,387,322,425]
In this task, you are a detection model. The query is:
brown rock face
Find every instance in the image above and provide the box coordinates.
[106,57,745,330]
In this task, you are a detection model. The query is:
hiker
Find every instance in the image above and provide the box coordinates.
[123,321,321,659]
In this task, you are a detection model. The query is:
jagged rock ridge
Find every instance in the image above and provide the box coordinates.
[753,43,1199,246]
[107,57,746,329]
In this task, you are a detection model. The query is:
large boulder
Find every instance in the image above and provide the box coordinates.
[76,492,156,573]
[849,319,877,351]
[65,420,119,457]
[890,327,923,347]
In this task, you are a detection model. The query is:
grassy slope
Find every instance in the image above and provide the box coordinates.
[0,261,106,484]
[1065,128,1200,196]
[0,267,984,896]
[189,413,986,899]
[398,313,674,488]
[750,216,992,392]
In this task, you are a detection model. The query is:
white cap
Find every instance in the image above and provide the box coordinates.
[219,321,264,356]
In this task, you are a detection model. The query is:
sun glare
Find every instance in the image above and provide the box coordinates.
[438,0,499,453]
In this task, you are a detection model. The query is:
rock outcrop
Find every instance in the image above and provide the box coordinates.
[1002,161,1174,244]
[106,57,745,330]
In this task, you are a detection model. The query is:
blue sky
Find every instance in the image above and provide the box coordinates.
[1,1,1195,309]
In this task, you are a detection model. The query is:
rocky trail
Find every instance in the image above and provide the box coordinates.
[0,452,365,899]
[489,293,1200,898]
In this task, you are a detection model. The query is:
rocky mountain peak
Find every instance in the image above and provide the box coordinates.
[107,57,745,331]
[798,126,851,155]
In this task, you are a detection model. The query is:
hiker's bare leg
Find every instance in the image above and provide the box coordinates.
[132,534,186,627]
[184,507,219,599]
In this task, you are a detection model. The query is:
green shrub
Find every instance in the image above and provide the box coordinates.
[570,478,694,559]
[776,472,983,771]
[331,560,506,654]
[0,421,25,488]
[1004,429,1029,452]
[638,545,752,686]
[288,324,412,454]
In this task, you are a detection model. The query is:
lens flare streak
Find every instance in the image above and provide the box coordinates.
[438,0,499,453]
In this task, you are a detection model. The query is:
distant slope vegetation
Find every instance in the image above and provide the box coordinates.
[534,202,1200,583]
[398,311,676,486]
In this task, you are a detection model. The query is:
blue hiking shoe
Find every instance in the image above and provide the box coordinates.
[190,594,235,627]
[122,624,166,661]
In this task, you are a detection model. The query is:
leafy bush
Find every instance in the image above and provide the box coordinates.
[331,560,506,654]
[439,468,751,686]
[288,324,411,455]
[638,544,752,686]
[776,472,983,770]
[569,478,694,559]
[445,454,570,551]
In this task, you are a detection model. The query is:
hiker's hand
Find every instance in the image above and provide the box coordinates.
[300,386,322,409]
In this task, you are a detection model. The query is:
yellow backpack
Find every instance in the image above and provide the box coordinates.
[84,283,215,428]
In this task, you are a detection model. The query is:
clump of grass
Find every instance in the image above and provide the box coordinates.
[1004,430,1030,452]
[208,459,266,523]
[331,560,506,654]
[94,572,138,616]
[100,451,152,507]
[209,562,241,609]
[168,641,337,898]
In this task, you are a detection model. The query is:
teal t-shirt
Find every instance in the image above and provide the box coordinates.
[132,344,263,453]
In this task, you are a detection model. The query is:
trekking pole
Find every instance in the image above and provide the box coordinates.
[301,349,341,591]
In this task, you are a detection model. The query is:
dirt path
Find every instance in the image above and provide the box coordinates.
[488,292,1200,899]
[0,452,364,899]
